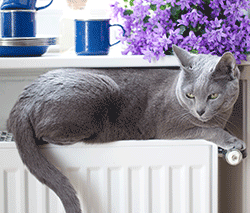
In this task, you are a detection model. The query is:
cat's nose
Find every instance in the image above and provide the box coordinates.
[197,109,205,116]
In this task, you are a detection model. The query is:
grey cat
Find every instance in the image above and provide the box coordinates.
[7,45,246,213]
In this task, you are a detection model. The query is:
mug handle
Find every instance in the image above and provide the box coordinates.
[36,0,53,10]
[109,24,126,47]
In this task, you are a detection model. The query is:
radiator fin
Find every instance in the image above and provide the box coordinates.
[87,167,105,213]
[129,166,145,213]
[149,166,165,213]
[108,167,125,213]
[169,166,186,213]
[190,165,207,212]
[3,168,21,213]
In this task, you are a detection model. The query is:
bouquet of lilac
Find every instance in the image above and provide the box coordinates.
[111,0,250,63]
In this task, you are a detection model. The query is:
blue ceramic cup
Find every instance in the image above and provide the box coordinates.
[1,0,53,10]
[1,10,36,37]
[75,19,125,56]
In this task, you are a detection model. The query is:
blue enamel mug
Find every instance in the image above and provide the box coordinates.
[1,10,36,37]
[1,0,53,10]
[75,19,125,56]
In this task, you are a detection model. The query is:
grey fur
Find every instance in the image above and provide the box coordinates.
[7,45,246,212]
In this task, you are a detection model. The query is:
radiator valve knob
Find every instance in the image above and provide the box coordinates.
[225,149,243,166]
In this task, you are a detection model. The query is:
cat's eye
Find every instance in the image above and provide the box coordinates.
[208,93,219,99]
[186,93,195,99]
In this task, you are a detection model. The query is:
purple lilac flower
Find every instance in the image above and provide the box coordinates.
[111,0,250,63]
[210,17,223,29]
[175,0,191,10]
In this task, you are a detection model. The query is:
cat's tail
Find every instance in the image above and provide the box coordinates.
[7,112,82,213]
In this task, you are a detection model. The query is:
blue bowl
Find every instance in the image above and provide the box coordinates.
[0,36,57,57]
[0,46,48,57]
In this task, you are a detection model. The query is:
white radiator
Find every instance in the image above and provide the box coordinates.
[0,139,218,213]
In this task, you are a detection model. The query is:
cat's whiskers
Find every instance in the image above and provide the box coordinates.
[214,114,241,135]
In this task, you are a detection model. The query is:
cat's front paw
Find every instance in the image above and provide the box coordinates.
[222,137,247,158]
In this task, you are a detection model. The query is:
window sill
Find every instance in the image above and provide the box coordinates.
[0,51,179,70]
[0,47,249,74]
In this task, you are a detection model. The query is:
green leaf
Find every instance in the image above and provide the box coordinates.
[129,0,134,6]
[190,49,198,54]
[160,5,167,10]
[143,15,150,23]
[150,4,157,11]
[123,9,133,16]
[166,3,171,7]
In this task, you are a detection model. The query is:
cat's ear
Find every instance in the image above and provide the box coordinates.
[214,52,240,80]
[172,45,196,69]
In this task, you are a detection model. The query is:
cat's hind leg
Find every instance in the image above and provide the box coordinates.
[34,72,122,144]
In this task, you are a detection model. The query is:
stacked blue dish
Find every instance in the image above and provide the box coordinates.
[0,0,57,57]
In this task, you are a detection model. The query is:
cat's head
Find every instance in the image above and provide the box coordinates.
[173,45,240,122]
